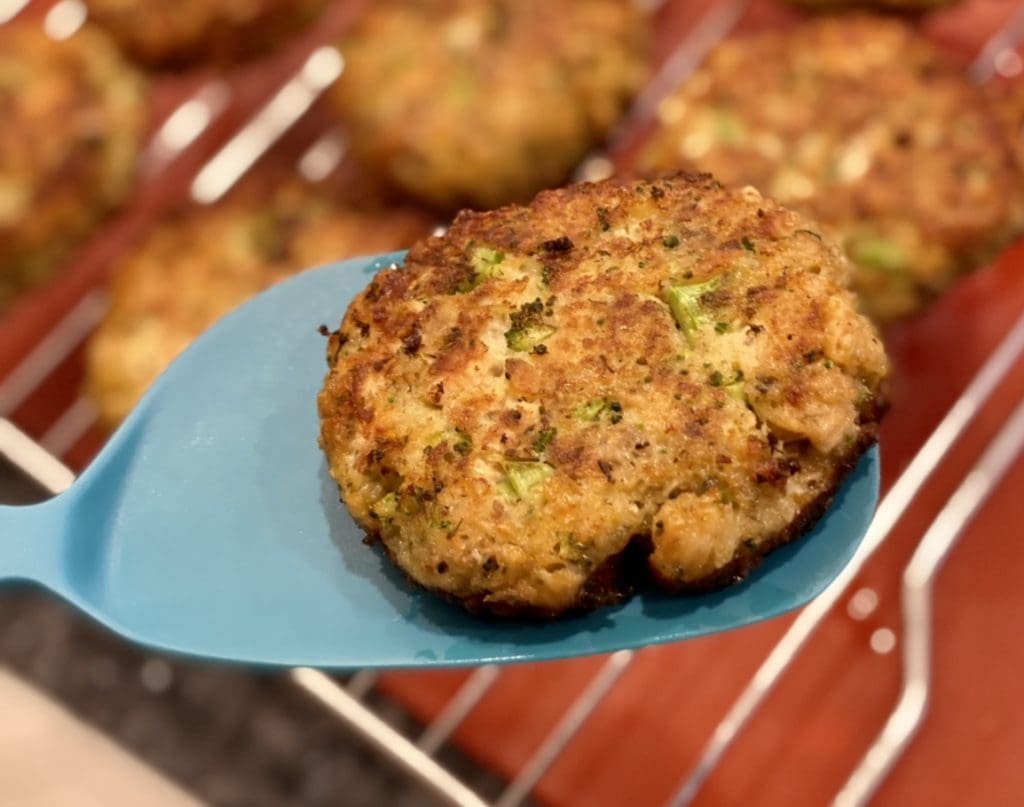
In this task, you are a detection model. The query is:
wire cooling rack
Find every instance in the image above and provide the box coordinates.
[3,1,1024,805]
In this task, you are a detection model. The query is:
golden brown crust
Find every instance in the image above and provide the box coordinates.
[638,15,1024,323]
[318,174,889,617]
[84,0,329,67]
[0,23,144,308]
[330,0,649,212]
[86,184,433,427]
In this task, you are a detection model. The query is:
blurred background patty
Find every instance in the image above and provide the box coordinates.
[330,0,650,212]
[0,22,145,309]
[638,14,1024,323]
[84,0,331,68]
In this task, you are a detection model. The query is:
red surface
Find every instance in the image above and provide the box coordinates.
[4,2,1024,806]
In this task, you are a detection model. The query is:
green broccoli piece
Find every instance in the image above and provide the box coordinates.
[664,276,721,347]
[505,298,556,351]
[500,461,554,500]
[370,492,397,521]
[846,235,906,273]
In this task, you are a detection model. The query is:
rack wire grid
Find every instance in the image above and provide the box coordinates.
[3,1,1024,805]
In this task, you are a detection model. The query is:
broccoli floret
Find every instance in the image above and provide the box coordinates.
[664,276,721,346]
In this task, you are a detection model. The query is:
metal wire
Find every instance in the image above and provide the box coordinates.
[345,668,379,699]
[191,46,344,204]
[296,130,348,183]
[969,2,1024,83]
[39,397,98,458]
[0,418,74,495]
[576,0,751,182]
[627,0,749,132]
[0,291,107,416]
[0,0,30,25]
[834,395,1024,807]
[43,0,86,41]
[495,650,634,807]
[418,665,502,756]
[142,81,231,179]
[291,668,490,807]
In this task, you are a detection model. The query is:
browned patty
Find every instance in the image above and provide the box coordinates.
[0,23,144,308]
[638,15,1024,323]
[330,0,650,212]
[84,0,329,67]
[318,174,889,618]
[86,183,434,427]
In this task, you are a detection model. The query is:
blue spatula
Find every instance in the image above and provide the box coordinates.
[0,252,879,669]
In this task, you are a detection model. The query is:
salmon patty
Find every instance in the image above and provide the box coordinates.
[330,0,649,212]
[0,23,144,308]
[318,174,889,617]
[638,15,1024,323]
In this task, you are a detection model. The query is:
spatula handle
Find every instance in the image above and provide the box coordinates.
[0,497,71,589]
